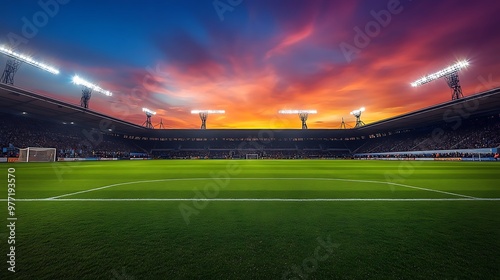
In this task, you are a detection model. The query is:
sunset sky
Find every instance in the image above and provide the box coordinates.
[1,0,500,128]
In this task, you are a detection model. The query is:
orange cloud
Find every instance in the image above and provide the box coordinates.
[266,23,314,59]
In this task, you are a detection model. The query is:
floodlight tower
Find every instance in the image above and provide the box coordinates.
[155,119,165,129]
[299,113,309,129]
[142,108,156,129]
[1,59,21,85]
[411,60,469,100]
[350,107,365,127]
[278,110,317,129]
[80,87,92,108]
[72,75,112,109]
[199,111,208,129]
[0,45,59,85]
[191,110,225,129]
[340,117,347,129]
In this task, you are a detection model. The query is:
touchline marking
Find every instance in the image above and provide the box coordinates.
[47,178,479,200]
[1,198,499,202]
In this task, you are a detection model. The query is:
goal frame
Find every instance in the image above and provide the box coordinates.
[245,153,259,160]
[18,147,57,162]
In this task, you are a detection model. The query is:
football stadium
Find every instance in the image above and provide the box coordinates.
[1,1,500,279]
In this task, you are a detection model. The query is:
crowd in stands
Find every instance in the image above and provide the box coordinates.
[0,114,135,158]
[151,149,350,160]
[141,138,352,159]
[355,115,500,157]
[354,152,497,159]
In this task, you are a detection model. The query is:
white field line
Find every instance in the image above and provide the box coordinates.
[1,198,499,202]
[48,178,478,199]
[249,178,479,199]
[46,178,479,200]
[378,181,478,199]
[48,178,210,199]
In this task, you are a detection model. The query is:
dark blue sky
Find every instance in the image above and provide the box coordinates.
[1,0,500,128]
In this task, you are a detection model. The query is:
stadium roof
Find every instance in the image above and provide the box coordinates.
[353,87,500,136]
[1,83,499,138]
[0,83,146,135]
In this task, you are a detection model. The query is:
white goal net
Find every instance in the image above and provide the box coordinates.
[245,154,259,159]
[18,147,56,162]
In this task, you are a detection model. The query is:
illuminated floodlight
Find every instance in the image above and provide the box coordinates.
[72,75,113,96]
[278,110,317,114]
[73,75,112,109]
[0,45,59,75]
[191,110,225,129]
[350,107,365,117]
[142,108,157,116]
[190,110,225,114]
[279,109,317,129]
[350,107,366,127]
[411,60,469,100]
[411,60,469,87]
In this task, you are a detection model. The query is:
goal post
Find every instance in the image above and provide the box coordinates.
[18,147,57,162]
[245,154,259,159]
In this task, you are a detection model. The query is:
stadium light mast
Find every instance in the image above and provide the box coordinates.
[340,117,349,129]
[1,59,21,85]
[0,45,59,85]
[191,110,225,129]
[142,108,156,129]
[350,107,365,128]
[155,118,165,129]
[278,110,317,129]
[411,60,469,100]
[72,75,112,109]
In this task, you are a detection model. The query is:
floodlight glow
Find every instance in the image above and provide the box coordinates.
[72,75,113,96]
[191,110,225,114]
[411,60,469,87]
[0,45,59,75]
[278,110,317,114]
[350,107,365,116]
[142,108,156,115]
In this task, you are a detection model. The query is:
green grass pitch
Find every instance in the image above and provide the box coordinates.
[1,160,499,279]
